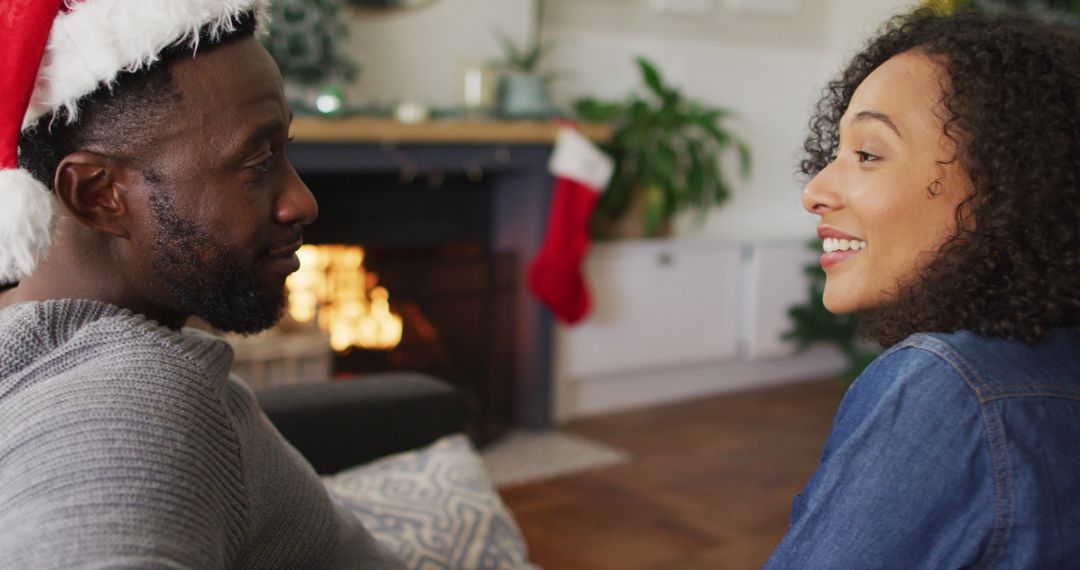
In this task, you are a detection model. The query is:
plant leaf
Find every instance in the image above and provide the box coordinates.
[698,107,733,123]
[629,99,652,124]
[574,98,624,122]
[736,140,752,177]
[701,122,731,147]
[636,57,668,100]
[685,140,706,211]
[643,184,666,236]
[495,28,522,68]
[713,176,732,206]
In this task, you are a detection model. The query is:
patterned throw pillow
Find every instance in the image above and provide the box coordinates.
[324,434,538,570]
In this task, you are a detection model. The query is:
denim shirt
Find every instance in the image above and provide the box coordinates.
[766,329,1080,569]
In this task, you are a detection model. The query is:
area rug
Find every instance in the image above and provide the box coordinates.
[481,430,632,488]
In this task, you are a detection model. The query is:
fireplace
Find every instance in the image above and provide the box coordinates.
[284,135,559,436]
[292,171,518,442]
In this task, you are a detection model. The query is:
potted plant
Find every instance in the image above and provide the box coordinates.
[494,31,555,119]
[575,57,751,238]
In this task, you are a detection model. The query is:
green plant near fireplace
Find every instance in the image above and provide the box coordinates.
[574,57,751,238]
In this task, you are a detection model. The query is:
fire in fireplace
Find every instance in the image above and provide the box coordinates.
[285,244,403,352]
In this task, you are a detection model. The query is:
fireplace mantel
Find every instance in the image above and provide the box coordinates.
[290,117,611,145]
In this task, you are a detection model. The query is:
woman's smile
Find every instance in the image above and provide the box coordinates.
[819,226,867,269]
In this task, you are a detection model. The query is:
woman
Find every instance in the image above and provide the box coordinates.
[767,8,1080,568]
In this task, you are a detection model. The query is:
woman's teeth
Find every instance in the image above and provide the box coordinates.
[822,237,867,253]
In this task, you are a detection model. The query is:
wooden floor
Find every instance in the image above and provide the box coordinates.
[500,379,846,570]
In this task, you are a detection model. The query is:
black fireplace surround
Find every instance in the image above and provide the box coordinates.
[287,140,557,434]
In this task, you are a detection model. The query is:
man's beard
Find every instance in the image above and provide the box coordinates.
[148,191,285,334]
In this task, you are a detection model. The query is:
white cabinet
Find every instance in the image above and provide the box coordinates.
[554,239,844,422]
[559,240,741,377]
[740,242,822,360]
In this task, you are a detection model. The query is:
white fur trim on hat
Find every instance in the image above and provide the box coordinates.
[548,127,615,191]
[23,0,268,130]
[0,169,55,284]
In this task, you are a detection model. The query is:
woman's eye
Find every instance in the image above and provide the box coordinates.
[855,150,880,163]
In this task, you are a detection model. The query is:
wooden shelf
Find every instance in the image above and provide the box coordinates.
[289,117,611,145]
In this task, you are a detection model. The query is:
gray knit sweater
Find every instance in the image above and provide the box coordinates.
[0,299,405,569]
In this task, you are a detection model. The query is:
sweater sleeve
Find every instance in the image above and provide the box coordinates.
[765,345,997,569]
[0,352,248,569]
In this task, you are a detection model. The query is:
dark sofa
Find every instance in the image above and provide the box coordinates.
[256,372,467,475]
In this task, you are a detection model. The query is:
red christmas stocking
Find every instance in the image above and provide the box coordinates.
[528,128,614,324]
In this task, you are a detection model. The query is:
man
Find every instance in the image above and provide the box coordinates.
[0,1,404,567]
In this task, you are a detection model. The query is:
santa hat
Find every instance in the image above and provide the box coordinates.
[0,0,266,284]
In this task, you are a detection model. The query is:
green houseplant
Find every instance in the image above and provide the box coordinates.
[494,31,555,118]
[495,30,550,76]
[574,57,751,238]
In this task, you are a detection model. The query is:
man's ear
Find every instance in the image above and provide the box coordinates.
[54,152,131,239]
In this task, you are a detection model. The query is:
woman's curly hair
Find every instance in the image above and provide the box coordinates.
[803,8,1080,347]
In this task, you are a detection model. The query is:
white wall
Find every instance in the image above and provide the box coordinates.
[826,0,918,57]
[343,0,536,107]
[336,0,916,241]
